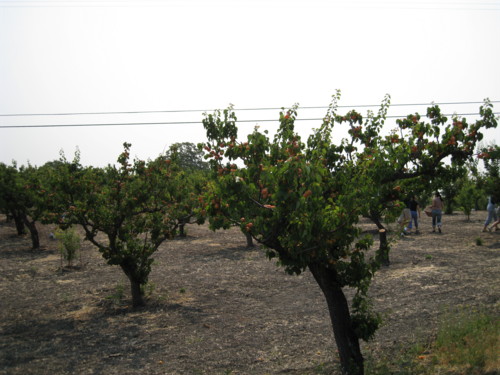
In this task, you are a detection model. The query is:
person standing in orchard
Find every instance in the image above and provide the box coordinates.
[405,195,421,234]
[482,196,497,232]
[431,192,445,233]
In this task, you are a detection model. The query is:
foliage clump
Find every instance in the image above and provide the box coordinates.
[55,227,81,267]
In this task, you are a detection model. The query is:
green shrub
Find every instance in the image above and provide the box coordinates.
[55,227,81,267]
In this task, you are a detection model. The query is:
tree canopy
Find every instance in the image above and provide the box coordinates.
[200,93,497,374]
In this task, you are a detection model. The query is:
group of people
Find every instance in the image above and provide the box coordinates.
[398,192,445,236]
[398,192,500,235]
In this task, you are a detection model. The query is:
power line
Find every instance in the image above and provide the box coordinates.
[1,0,499,10]
[0,0,171,7]
[0,101,498,118]
[1,112,498,129]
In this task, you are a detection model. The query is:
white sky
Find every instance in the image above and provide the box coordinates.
[1,0,499,167]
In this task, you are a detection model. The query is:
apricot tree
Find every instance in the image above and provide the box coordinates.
[201,101,379,375]
[0,162,26,235]
[45,144,179,307]
[0,162,51,249]
[200,94,497,374]
[334,96,497,263]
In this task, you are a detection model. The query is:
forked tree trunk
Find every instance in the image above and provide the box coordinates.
[22,215,40,250]
[308,263,364,375]
[11,211,26,235]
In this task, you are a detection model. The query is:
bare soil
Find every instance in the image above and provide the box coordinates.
[0,211,499,375]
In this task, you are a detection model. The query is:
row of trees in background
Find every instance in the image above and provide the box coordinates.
[0,94,498,374]
[0,142,209,307]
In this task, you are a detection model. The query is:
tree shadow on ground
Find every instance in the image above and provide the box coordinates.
[0,298,211,374]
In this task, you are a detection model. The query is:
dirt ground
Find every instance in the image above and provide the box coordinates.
[0,211,499,375]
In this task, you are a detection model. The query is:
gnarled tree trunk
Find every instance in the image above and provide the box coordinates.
[11,210,26,235]
[308,263,364,375]
[120,263,145,307]
[22,215,40,250]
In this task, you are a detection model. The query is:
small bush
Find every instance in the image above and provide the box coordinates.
[55,227,81,267]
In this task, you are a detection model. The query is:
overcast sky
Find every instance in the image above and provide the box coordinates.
[1,0,499,167]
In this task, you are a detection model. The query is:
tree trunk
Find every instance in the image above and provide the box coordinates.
[370,215,390,266]
[179,222,186,238]
[129,278,145,307]
[376,229,390,266]
[244,231,254,248]
[120,263,146,307]
[308,263,364,375]
[11,210,26,235]
[22,215,40,249]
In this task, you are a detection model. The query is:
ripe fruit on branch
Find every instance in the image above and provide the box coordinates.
[261,188,269,199]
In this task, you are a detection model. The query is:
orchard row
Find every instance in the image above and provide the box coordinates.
[1,94,498,375]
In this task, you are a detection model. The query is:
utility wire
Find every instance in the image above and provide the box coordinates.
[1,112,498,129]
[0,101,498,118]
[1,0,499,10]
